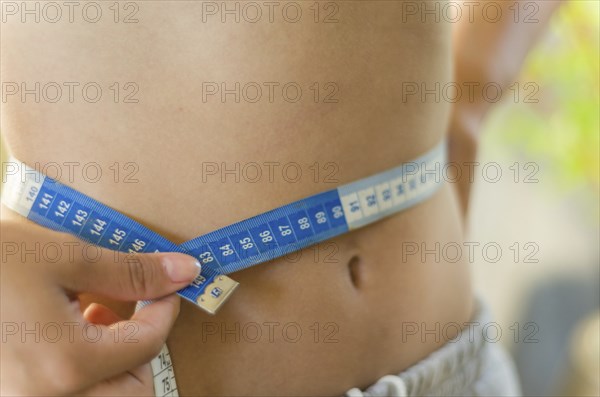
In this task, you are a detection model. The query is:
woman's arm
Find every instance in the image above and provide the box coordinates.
[449,0,563,219]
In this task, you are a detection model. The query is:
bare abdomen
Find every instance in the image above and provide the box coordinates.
[1,1,472,394]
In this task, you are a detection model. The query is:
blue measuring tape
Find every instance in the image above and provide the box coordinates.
[2,141,446,314]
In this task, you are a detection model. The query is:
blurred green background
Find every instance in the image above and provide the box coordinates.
[486,0,599,217]
[473,1,599,396]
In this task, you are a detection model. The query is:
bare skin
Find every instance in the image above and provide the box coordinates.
[0,1,477,395]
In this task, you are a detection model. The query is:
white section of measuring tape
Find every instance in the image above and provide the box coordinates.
[1,140,446,314]
[151,344,179,397]
[2,160,45,217]
[136,302,179,397]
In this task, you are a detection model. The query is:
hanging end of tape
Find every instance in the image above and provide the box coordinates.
[196,275,239,315]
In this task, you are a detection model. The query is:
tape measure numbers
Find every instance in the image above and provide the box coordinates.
[2,140,446,314]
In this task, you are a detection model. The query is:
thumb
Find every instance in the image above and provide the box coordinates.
[60,250,201,301]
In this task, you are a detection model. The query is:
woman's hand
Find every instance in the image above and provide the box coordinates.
[0,218,201,396]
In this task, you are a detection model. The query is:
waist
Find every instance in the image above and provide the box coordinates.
[0,172,472,395]
[168,182,473,396]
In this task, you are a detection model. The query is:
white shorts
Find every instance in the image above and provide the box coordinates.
[346,299,522,397]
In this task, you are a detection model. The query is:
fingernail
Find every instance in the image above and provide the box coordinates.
[162,255,201,283]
